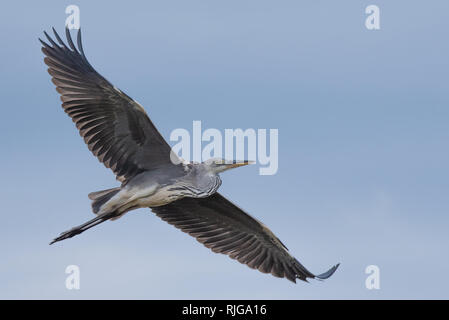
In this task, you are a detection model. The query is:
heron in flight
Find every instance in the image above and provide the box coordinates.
[40,28,339,283]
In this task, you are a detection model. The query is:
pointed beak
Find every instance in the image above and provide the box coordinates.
[226,160,255,169]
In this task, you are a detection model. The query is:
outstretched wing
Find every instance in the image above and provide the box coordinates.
[40,28,178,182]
[151,193,339,283]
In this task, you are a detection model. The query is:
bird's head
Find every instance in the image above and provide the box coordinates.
[203,158,255,174]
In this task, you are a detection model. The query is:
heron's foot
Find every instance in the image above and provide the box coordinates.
[50,227,83,245]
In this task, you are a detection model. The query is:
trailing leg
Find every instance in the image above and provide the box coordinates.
[50,211,118,245]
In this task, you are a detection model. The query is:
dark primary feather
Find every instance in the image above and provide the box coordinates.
[40,28,177,182]
[151,193,339,283]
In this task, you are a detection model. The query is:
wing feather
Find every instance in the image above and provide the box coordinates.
[41,28,180,182]
[151,193,339,282]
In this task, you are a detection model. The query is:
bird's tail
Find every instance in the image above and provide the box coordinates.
[88,187,121,214]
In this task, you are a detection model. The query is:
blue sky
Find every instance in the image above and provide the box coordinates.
[1,1,448,299]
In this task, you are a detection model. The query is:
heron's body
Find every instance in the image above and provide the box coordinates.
[40,27,339,283]
[94,162,222,218]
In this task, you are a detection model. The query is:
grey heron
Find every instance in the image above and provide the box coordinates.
[40,28,339,283]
